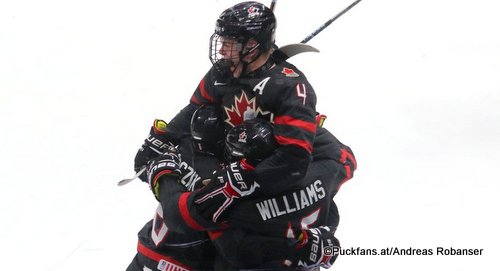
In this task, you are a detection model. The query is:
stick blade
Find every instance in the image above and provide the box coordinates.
[117,167,146,186]
[274,43,320,62]
[117,178,134,186]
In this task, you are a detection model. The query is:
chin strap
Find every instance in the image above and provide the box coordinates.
[243,53,275,78]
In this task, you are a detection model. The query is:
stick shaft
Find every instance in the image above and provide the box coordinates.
[301,0,362,43]
[270,0,277,11]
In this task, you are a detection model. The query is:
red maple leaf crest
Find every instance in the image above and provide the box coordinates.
[247,6,260,17]
[224,92,255,127]
[282,67,299,77]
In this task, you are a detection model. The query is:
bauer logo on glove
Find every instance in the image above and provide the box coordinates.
[146,147,182,200]
[193,160,260,222]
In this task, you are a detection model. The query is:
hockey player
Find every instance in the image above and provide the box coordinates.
[143,107,356,270]
[127,106,351,270]
[131,2,358,268]
[134,1,336,194]
[125,109,224,271]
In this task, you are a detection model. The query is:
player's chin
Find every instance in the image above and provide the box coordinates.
[230,62,240,72]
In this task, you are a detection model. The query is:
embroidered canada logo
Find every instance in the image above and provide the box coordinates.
[224,92,274,127]
[238,131,247,143]
[282,67,299,77]
[247,6,260,18]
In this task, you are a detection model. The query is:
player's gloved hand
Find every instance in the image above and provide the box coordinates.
[192,159,260,223]
[146,145,182,200]
[134,119,175,182]
[293,226,340,269]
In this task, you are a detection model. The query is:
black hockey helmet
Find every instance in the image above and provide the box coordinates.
[190,105,225,158]
[209,1,277,74]
[225,118,277,163]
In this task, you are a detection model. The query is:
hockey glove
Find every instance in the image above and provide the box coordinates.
[192,159,260,223]
[134,119,175,182]
[146,146,182,200]
[294,226,340,269]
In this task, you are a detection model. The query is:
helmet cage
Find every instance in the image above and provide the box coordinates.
[209,33,246,77]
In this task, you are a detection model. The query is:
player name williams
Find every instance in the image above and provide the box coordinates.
[255,180,326,221]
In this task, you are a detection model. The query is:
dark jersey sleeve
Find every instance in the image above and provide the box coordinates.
[155,150,352,269]
[156,178,313,270]
[253,62,318,193]
[156,178,195,233]
[208,158,347,269]
[155,137,224,233]
[188,68,220,105]
[156,175,224,234]
[164,67,223,143]
[312,127,357,194]
[162,103,199,145]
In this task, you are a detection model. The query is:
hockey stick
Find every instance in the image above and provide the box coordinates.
[275,0,363,60]
[271,0,318,61]
[270,0,277,11]
[301,0,362,43]
[119,1,361,186]
[117,167,146,186]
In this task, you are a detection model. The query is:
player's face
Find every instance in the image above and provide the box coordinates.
[219,37,242,67]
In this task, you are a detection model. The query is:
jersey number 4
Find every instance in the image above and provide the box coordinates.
[296,83,307,105]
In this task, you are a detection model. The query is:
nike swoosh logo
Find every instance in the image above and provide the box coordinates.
[214,81,227,86]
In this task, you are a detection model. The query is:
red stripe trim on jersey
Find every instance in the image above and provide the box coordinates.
[198,78,215,103]
[274,115,317,134]
[337,164,353,191]
[339,148,357,170]
[153,170,173,187]
[179,192,206,231]
[240,159,255,170]
[339,149,347,164]
[345,150,357,170]
[190,94,201,105]
[274,135,313,153]
[208,230,223,240]
[137,240,192,270]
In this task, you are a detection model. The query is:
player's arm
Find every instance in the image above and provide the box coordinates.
[152,160,261,232]
[133,70,220,178]
[132,104,196,181]
[167,68,222,140]
[144,145,251,232]
[255,78,318,193]
[142,145,216,233]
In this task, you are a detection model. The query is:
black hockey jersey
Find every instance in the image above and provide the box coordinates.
[152,58,358,269]
[157,158,352,269]
[155,128,356,269]
[130,139,222,270]
[166,60,320,192]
